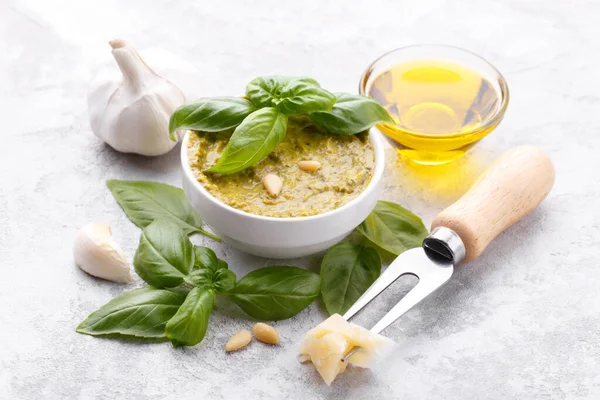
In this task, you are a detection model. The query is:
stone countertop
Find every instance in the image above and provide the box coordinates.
[1,0,599,399]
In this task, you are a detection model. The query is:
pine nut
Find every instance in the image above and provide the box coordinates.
[297,160,321,172]
[253,323,279,345]
[262,173,283,197]
[225,330,252,352]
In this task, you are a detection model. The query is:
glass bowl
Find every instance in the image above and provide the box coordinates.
[359,45,509,165]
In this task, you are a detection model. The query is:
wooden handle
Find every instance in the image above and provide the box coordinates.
[432,146,555,262]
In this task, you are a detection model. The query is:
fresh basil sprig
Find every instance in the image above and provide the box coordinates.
[169,75,393,174]
[320,243,381,315]
[77,220,320,346]
[310,93,395,135]
[246,76,336,115]
[168,97,256,141]
[205,107,288,175]
[356,200,429,256]
[106,180,221,241]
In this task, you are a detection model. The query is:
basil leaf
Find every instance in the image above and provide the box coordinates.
[134,220,194,288]
[187,246,232,289]
[356,200,429,256]
[168,97,256,141]
[165,287,215,346]
[213,269,236,292]
[106,180,220,241]
[76,287,186,338]
[217,259,229,270]
[310,93,394,134]
[193,246,220,273]
[246,76,335,115]
[186,261,234,290]
[320,243,381,315]
[186,269,213,288]
[227,266,320,320]
[205,107,288,175]
[246,76,320,108]
[275,80,335,115]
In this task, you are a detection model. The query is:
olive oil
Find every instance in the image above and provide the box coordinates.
[367,59,504,164]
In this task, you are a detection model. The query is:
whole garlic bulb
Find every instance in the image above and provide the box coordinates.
[73,223,135,283]
[87,39,186,156]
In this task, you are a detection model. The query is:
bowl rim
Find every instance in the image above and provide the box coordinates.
[180,127,385,223]
[358,44,510,140]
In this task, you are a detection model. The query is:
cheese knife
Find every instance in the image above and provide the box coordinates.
[342,145,555,361]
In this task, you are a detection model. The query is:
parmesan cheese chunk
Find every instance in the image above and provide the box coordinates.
[298,314,394,385]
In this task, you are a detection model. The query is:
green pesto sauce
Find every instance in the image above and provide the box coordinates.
[187,119,375,218]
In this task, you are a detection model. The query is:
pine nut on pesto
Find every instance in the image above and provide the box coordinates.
[186,118,375,218]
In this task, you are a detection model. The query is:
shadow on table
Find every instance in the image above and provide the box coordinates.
[94,141,183,181]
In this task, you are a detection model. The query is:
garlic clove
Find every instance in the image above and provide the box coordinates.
[73,223,135,283]
[86,39,187,156]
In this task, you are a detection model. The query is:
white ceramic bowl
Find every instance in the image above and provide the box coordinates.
[181,128,385,258]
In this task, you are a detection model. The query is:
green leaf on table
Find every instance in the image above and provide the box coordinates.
[356,200,429,256]
[133,220,194,288]
[205,107,288,175]
[106,180,221,241]
[310,93,394,134]
[76,287,186,338]
[168,97,256,141]
[227,266,320,320]
[165,287,215,346]
[320,243,381,315]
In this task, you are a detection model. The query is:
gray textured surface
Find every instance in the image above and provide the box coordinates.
[1,0,599,399]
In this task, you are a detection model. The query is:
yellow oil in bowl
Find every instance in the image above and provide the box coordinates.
[360,46,509,164]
